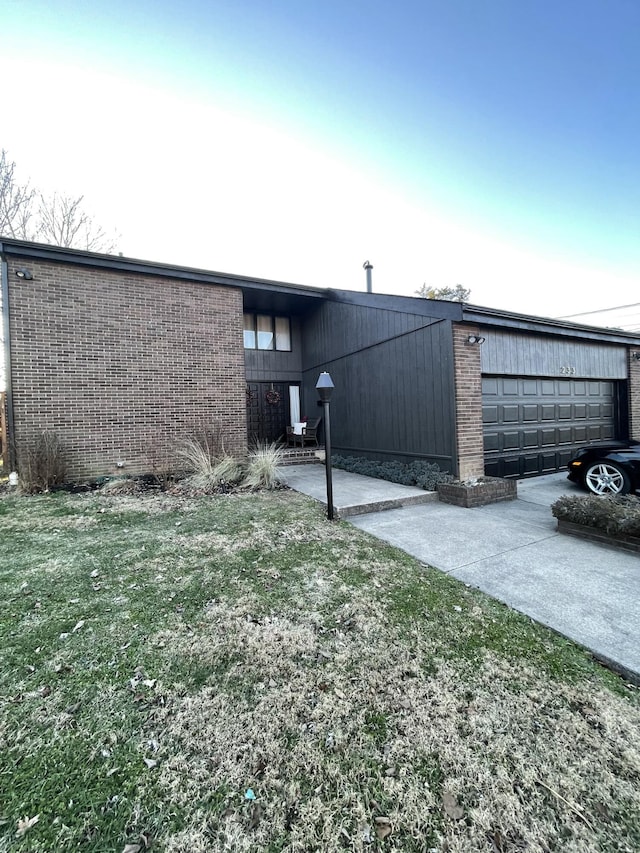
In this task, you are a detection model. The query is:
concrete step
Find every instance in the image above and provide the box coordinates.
[280,462,437,517]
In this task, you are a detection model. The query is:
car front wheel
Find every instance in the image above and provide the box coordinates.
[584,461,631,496]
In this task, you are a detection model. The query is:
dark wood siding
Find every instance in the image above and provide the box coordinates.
[481,330,627,378]
[301,301,457,470]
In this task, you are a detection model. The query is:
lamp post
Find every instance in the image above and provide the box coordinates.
[316,371,335,520]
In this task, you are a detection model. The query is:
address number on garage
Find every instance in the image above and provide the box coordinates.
[559,366,577,375]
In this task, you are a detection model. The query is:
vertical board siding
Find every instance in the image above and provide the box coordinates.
[481,330,627,378]
[301,301,456,469]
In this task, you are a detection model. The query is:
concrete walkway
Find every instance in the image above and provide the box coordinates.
[281,464,640,683]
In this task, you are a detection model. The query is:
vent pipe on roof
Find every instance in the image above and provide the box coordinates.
[363,260,373,293]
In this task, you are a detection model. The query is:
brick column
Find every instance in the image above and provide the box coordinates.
[629,349,640,441]
[452,323,485,480]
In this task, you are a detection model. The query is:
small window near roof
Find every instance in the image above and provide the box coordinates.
[275,316,291,351]
[257,315,273,350]
[243,314,256,349]
[243,314,291,350]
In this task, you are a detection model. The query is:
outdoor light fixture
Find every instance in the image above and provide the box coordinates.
[15,268,33,280]
[632,352,640,361]
[315,371,334,402]
[316,371,335,520]
[466,334,486,345]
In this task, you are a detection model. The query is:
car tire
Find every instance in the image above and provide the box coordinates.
[584,461,631,496]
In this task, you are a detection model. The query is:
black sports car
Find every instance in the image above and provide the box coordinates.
[567,441,640,495]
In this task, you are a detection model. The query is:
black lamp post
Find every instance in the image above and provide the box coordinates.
[316,371,335,520]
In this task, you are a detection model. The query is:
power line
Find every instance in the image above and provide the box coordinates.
[556,301,640,320]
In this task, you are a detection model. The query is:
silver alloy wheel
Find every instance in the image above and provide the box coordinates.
[584,462,627,495]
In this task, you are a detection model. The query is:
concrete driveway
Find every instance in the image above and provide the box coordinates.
[283,465,640,683]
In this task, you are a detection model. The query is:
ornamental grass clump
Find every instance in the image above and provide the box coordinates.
[552,494,640,538]
[177,431,245,492]
[243,442,284,490]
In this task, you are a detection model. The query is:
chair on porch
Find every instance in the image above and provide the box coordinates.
[287,417,322,448]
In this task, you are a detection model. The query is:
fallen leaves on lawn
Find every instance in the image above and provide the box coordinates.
[16,814,39,837]
[374,815,392,840]
[442,792,464,820]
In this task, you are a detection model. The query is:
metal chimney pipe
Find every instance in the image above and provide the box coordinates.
[363,260,373,293]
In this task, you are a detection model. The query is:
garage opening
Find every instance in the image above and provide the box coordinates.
[482,376,619,478]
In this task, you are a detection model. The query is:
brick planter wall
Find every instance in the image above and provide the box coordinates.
[7,257,247,479]
[437,476,517,508]
[557,519,640,554]
[452,323,485,480]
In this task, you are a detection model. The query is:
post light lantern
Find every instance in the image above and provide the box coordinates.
[315,371,335,519]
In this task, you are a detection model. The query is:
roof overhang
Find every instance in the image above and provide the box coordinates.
[0,239,327,316]
[461,302,640,345]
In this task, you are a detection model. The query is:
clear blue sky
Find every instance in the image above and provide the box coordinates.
[2,0,639,317]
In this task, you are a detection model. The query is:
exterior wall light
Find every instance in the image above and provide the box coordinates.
[631,352,640,361]
[466,335,486,345]
[15,268,33,280]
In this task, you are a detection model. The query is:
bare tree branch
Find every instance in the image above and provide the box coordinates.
[35,192,117,253]
[0,149,36,239]
[1,149,118,252]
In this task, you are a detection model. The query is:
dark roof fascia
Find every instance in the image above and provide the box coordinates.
[0,239,327,303]
[326,288,463,320]
[462,303,640,346]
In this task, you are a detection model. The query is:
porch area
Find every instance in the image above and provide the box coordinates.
[278,446,325,466]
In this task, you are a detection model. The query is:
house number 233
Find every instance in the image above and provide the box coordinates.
[559,366,576,375]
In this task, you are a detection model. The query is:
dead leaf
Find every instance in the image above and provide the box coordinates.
[72,620,85,633]
[143,758,157,769]
[122,845,142,853]
[16,814,39,837]
[374,816,392,840]
[443,792,464,820]
[40,685,52,698]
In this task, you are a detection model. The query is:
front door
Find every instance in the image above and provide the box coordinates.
[246,382,292,444]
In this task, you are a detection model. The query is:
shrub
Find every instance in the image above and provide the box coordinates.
[331,455,454,491]
[17,431,68,493]
[552,494,640,538]
[243,443,284,491]
[145,435,179,487]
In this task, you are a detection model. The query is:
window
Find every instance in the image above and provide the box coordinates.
[243,314,291,351]
[243,314,256,349]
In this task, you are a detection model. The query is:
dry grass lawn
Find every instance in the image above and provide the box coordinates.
[0,488,639,852]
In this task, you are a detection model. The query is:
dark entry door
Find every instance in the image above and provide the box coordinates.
[246,382,291,444]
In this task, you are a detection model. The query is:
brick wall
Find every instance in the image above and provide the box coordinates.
[629,349,640,442]
[452,323,485,480]
[7,257,247,479]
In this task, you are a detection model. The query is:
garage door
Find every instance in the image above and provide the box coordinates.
[482,376,618,478]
